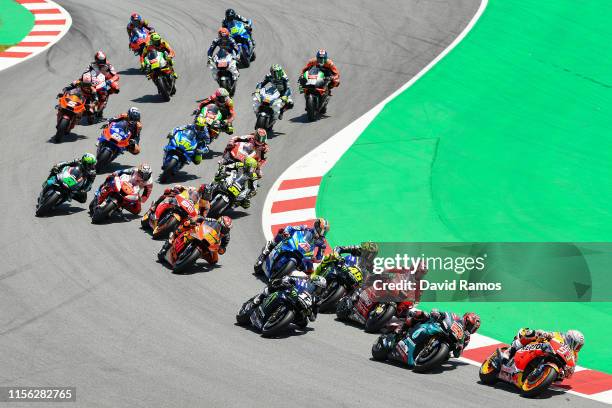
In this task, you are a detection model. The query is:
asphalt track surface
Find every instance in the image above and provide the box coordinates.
[0,1,604,407]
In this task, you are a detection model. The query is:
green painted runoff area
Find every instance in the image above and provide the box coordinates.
[317,0,612,372]
[0,0,34,46]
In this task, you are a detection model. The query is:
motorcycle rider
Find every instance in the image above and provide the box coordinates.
[222,8,253,33]
[222,128,269,176]
[506,328,584,362]
[157,215,232,265]
[213,156,260,209]
[105,107,142,154]
[140,32,178,79]
[166,115,211,166]
[255,64,293,119]
[195,88,236,132]
[47,153,97,203]
[251,274,327,326]
[333,241,379,272]
[147,183,211,221]
[126,13,154,37]
[254,217,330,273]
[60,72,98,112]
[93,163,153,215]
[299,49,340,102]
[85,51,120,108]
[207,27,240,65]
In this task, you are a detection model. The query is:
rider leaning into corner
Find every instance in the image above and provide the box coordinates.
[196,88,236,132]
[166,115,211,165]
[299,49,340,100]
[255,64,294,119]
[148,183,212,220]
[254,217,330,274]
[92,163,153,215]
[506,328,585,367]
[222,128,269,176]
[47,153,97,203]
[213,156,260,209]
[105,107,143,154]
[157,215,233,265]
[60,72,98,110]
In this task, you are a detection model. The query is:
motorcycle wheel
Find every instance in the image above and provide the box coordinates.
[160,158,178,183]
[240,48,250,68]
[95,147,113,172]
[236,298,256,326]
[413,341,450,373]
[261,306,295,337]
[255,114,268,132]
[91,199,117,224]
[207,196,228,219]
[479,352,501,385]
[173,242,201,274]
[140,213,151,230]
[306,94,317,122]
[219,78,232,96]
[270,258,297,280]
[371,336,391,361]
[318,283,346,313]
[54,117,70,143]
[365,304,397,333]
[153,213,179,239]
[520,365,558,397]
[35,190,62,217]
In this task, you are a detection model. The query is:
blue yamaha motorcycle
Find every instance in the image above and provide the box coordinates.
[256,229,315,280]
[160,127,208,182]
[227,20,255,67]
[371,313,468,372]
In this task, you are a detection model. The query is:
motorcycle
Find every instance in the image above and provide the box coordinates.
[129,27,150,56]
[301,66,330,122]
[142,189,199,239]
[87,68,110,121]
[207,169,254,218]
[255,229,315,281]
[313,263,363,312]
[479,335,576,397]
[35,166,88,216]
[196,103,229,141]
[95,121,134,172]
[163,218,221,273]
[159,126,207,183]
[54,91,86,143]
[209,49,237,96]
[371,314,468,372]
[89,174,137,224]
[236,278,316,337]
[336,286,398,333]
[226,19,255,68]
[143,49,176,101]
[252,84,282,132]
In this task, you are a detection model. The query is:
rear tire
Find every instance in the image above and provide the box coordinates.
[365,304,397,333]
[95,147,113,172]
[54,118,70,143]
[173,243,201,274]
[255,114,268,131]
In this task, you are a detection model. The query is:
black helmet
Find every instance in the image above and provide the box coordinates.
[225,8,236,19]
[127,107,140,122]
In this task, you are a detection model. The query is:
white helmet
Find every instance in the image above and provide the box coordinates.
[564,330,584,352]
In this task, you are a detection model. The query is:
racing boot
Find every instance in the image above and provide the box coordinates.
[253,241,275,273]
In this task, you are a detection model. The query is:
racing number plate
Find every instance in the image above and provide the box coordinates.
[450,322,464,339]
[228,185,240,196]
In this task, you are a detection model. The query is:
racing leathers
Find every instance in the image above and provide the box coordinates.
[221,133,269,175]
[61,80,98,112]
[48,159,96,203]
[299,58,340,91]
[252,275,319,325]
[107,112,142,154]
[147,185,210,221]
[255,225,327,273]
[126,18,154,38]
[255,72,293,119]
[85,61,120,106]
[213,161,259,209]
[140,38,177,77]
[96,167,153,215]
[197,94,236,126]
[221,13,255,46]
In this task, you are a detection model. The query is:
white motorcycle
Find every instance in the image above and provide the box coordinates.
[252,84,282,132]
[208,49,238,96]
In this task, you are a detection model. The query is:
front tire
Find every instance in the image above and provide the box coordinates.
[318,283,346,313]
[173,242,201,274]
[270,258,297,280]
[54,117,70,143]
[413,341,450,373]
[207,195,228,219]
[91,199,118,224]
[96,147,113,172]
[479,352,501,385]
[160,158,178,183]
[35,190,62,217]
[261,308,294,337]
[365,304,397,333]
[306,94,317,122]
[520,365,558,397]
[152,213,179,239]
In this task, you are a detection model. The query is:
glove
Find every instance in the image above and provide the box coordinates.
[128,139,136,147]
[281,96,288,103]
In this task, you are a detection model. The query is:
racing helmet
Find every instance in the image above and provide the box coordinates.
[310,275,327,296]
[225,8,236,19]
[194,114,207,133]
[81,72,93,87]
[150,32,161,46]
[243,156,258,172]
[219,215,233,233]
[343,254,358,267]
[564,330,585,352]
[198,183,212,201]
[127,107,140,122]
[254,128,267,145]
[214,88,229,105]
[218,27,230,38]
[81,153,97,170]
[316,49,328,66]
[463,312,481,334]
[136,163,152,182]
[130,13,142,23]
[94,50,107,65]
[313,217,330,238]
[270,64,284,80]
